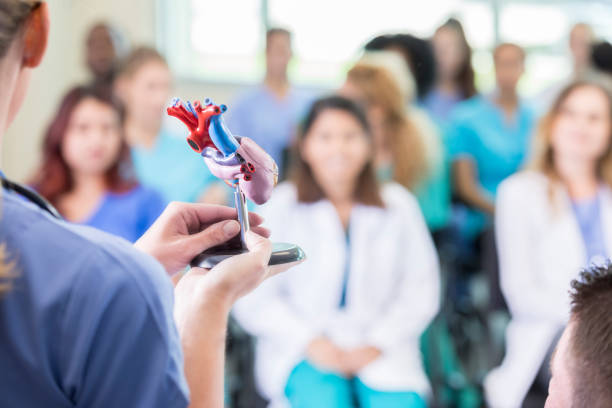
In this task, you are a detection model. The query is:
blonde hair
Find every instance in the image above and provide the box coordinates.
[530,79,612,199]
[346,62,427,190]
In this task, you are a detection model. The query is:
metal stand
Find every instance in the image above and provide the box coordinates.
[190,184,305,269]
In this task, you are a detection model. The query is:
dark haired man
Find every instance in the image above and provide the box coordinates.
[546,263,612,407]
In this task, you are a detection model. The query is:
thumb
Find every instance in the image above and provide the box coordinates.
[184,219,241,257]
[244,230,273,266]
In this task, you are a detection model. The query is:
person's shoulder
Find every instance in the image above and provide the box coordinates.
[380,182,421,214]
[1,192,171,309]
[450,94,485,120]
[130,184,167,205]
[231,86,265,107]
[498,170,549,200]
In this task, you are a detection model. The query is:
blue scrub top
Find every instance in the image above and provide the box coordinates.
[448,95,536,237]
[131,126,218,203]
[421,88,463,125]
[82,185,166,243]
[0,188,189,407]
[226,85,314,173]
[571,192,608,265]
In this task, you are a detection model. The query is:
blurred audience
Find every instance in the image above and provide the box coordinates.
[485,80,612,408]
[84,22,126,92]
[340,57,451,235]
[545,264,612,408]
[535,23,595,113]
[234,96,439,407]
[591,40,612,78]
[30,85,165,242]
[569,23,596,79]
[114,46,223,204]
[227,28,313,174]
[364,33,436,101]
[423,18,477,124]
[449,43,535,241]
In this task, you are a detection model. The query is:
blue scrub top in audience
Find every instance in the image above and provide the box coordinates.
[571,192,609,265]
[227,85,314,172]
[0,187,189,407]
[82,185,166,242]
[422,88,464,124]
[448,95,536,237]
[131,126,217,203]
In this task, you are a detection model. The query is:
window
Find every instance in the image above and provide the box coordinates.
[158,0,612,95]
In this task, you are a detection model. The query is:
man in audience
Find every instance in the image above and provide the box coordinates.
[227,28,313,174]
[546,263,612,407]
[84,22,126,91]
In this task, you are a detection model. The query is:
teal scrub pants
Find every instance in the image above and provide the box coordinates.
[285,361,427,408]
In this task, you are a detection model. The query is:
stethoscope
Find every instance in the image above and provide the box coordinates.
[0,175,63,220]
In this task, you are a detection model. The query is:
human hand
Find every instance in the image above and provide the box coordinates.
[342,346,382,375]
[306,337,351,376]
[174,230,302,325]
[134,202,269,275]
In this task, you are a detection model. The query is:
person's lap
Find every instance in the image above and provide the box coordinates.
[285,360,427,408]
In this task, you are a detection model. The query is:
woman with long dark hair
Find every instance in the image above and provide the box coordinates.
[31,85,165,242]
[423,18,477,123]
[234,96,439,407]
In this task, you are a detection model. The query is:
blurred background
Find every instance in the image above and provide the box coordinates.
[5,0,612,180]
[6,1,612,407]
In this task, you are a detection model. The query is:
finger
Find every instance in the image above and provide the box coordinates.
[177,203,265,228]
[244,230,273,266]
[268,258,304,277]
[251,226,271,238]
[184,220,241,257]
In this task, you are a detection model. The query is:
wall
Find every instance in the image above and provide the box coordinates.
[1,0,241,182]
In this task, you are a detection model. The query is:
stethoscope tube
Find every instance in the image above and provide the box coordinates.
[0,176,63,220]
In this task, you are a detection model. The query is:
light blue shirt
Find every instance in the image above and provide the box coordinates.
[82,185,166,242]
[0,188,189,407]
[448,95,536,237]
[571,192,608,265]
[131,126,218,203]
[226,85,314,173]
[421,88,463,125]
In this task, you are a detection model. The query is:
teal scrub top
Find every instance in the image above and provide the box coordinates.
[131,126,218,203]
[448,95,536,238]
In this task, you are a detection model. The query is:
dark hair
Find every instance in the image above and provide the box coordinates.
[290,95,384,207]
[568,263,612,406]
[116,46,167,79]
[266,27,291,48]
[434,18,477,99]
[30,85,136,205]
[365,33,436,100]
[592,41,612,75]
[0,0,40,59]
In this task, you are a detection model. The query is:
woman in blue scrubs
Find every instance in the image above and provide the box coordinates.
[31,85,166,242]
[0,2,294,407]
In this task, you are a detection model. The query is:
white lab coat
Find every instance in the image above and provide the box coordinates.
[484,170,612,408]
[233,182,440,407]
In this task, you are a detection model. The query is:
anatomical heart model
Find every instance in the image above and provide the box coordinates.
[167,97,305,268]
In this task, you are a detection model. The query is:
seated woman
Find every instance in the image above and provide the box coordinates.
[485,80,612,408]
[115,47,225,204]
[31,85,165,242]
[233,96,440,408]
[340,58,452,235]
